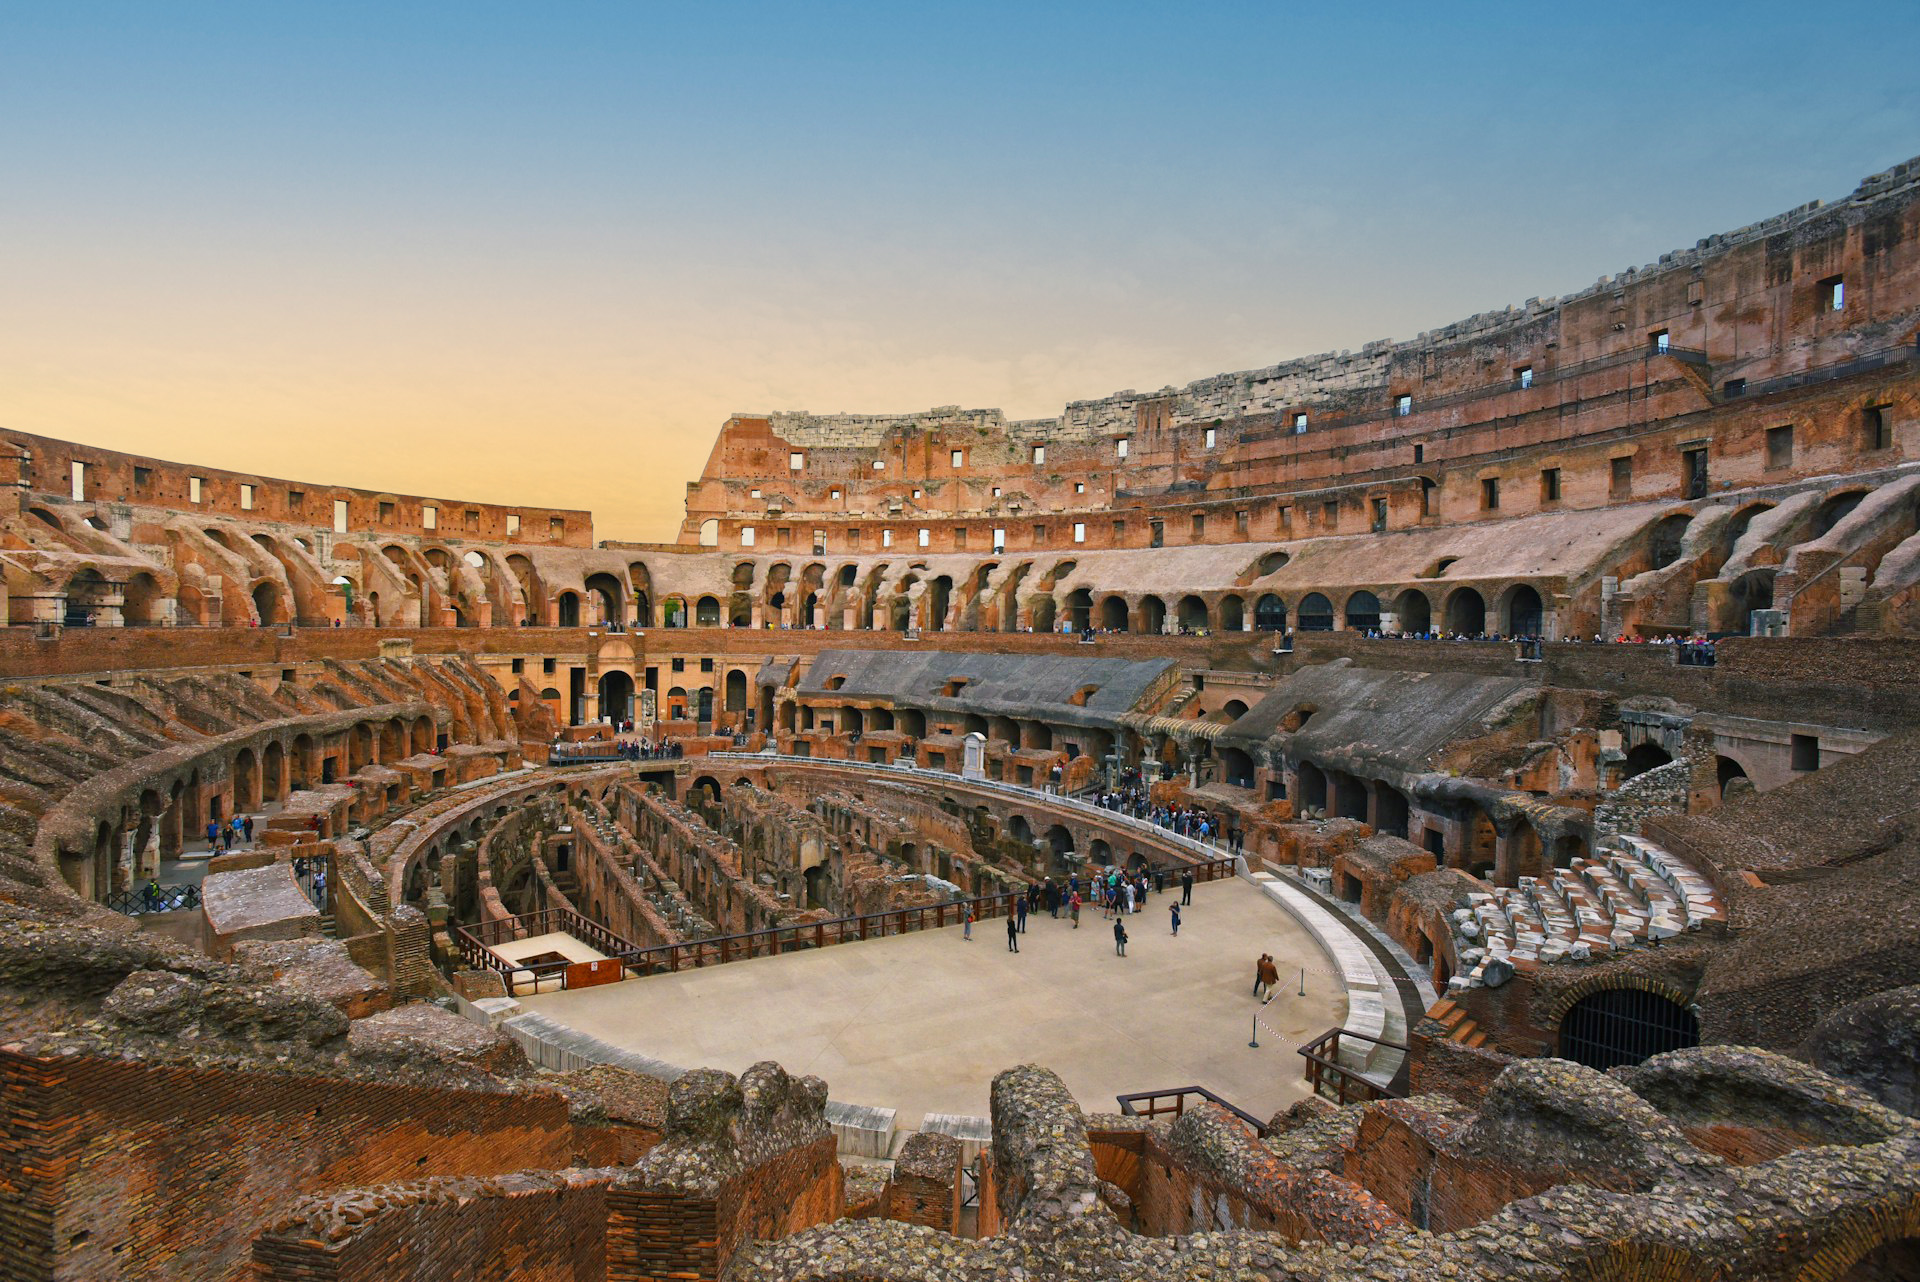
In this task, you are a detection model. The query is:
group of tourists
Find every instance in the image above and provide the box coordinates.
[967,863,1200,958]
[203,814,255,852]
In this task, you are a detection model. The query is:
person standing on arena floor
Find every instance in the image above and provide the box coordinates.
[1113,917,1128,956]
[1006,913,1019,953]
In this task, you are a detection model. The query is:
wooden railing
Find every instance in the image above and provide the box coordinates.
[1298,1027,1406,1105]
[1115,1085,1268,1136]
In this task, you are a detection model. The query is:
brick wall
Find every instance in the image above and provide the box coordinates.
[606,1133,842,1282]
[251,1167,621,1282]
[0,1049,576,1282]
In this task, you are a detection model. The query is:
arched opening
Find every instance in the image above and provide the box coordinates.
[1218,747,1255,788]
[597,670,634,723]
[557,591,581,627]
[725,669,748,714]
[1217,594,1245,630]
[1030,595,1056,633]
[898,709,926,739]
[1444,587,1486,635]
[1647,514,1692,570]
[1296,761,1327,813]
[1393,589,1431,634]
[1815,490,1868,536]
[252,581,281,626]
[1731,569,1775,632]
[696,688,714,723]
[1623,741,1674,779]
[1296,593,1334,632]
[1551,832,1586,867]
[695,595,721,626]
[1099,595,1129,631]
[1343,590,1381,632]
[1503,584,1544,637]
[1556,987,1699,1071]
[1138,595,1166,634]
[1066,587,1093,633]
[1374,783,1410,838]
[698,519,719,546]
[1006,814,1033,846]
[1045,824,1074,867]
[1716,755,1752,800]
[1254,594,1287,631]
[233,748,258,811]
[1176,595,1209,631]
[1219,699,1249,723]
[62,568,114,627]
[584,573,624,625]
[261,741,284,802]
[1835,1237,1920,1282]
[123,572,163,626]
[927,575,953,631]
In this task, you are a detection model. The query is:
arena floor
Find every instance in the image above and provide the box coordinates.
[520,877,1347,1126]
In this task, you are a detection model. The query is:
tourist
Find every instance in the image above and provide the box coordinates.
[1180,869,1194,905]
[230,816,245,848]
[1169,903,1181,936]
[1113,918,1128,957]
[1006,913,1019,953]
[1016,895,1028,933]
[242,815,255,844]
[1259,955,1280,1005]
[143,878,160,912]
[1044,878,1058,918]
[963,906,973,941]
[1121,879,1134,915]
[205,819,219,848]
[1069,891,1081,928]
[1253,952,1274,999]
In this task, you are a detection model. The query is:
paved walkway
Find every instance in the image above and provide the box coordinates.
[521,878,1346,1126]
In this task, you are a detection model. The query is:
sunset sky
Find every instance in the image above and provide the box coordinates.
[5,3,1918,542]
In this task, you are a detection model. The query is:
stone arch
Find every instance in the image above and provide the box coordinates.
[1218,747,1255,788]
[1816,488,1869,536]
[556,591,581,627]
[1006,813,1033,846]
[1099,595,1129,630]
[232,747,259,811]
[1501,583,1544,637]
[584,572,624,625]
[1217,594,1245,630]
[123,572,165,625]
[1716,754,1752,799]
[695,595,722,626]
[1137,595,1166,634]
[1065,587,1092,632]
[261,740,284,802]
[597,670,634,723]
[725,669,748,713]
[1444,586,1486,635]
[1624,741,1673,779]
[1030,595,1056,633]
[1296,592,1334,632]
[1176,594,1208,630]
[1393,588,1432,634]
[1343,590,1380,632]
[1647,513,1692,569]
[1253,593,1287,631]
[1554,982,1700,1071]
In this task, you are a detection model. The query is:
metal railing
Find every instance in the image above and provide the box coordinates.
[104,883,202,915]
[1298,1027,1407,1105]
[1115,1085,1269,1136]
[1716,341,1917,403]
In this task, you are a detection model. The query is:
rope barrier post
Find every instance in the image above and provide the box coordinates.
[1298,967,1306,997]
[1249,1016,1260,1049]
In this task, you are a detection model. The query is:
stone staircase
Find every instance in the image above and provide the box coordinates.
[1447,835,1725,992]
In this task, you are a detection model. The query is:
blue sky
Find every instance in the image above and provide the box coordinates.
[4,2,1917,537]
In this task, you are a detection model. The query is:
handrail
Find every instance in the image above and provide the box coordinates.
[1297,1026,1407,1105]
[1115,1085,1269,1136]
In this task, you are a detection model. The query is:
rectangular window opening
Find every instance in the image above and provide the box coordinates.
[1395,394,1413,417]
[1610,456,1633,498]
[1766,425,1794,470]
[1516,365,1533,390]
[506,513,520,536]
[789,452,805,471]
[1866,405,1892,451]
[1541,468,1561,502]
[1481,477,1500,510]
[1650,329,1670,354]
[422,505,436,529]
[70,461,85,501]
[332,498,349,533]
[189,475,203,504]
[1819,275,1844,312]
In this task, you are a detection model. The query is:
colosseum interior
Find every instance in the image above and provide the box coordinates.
[3,156,1920,1282]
